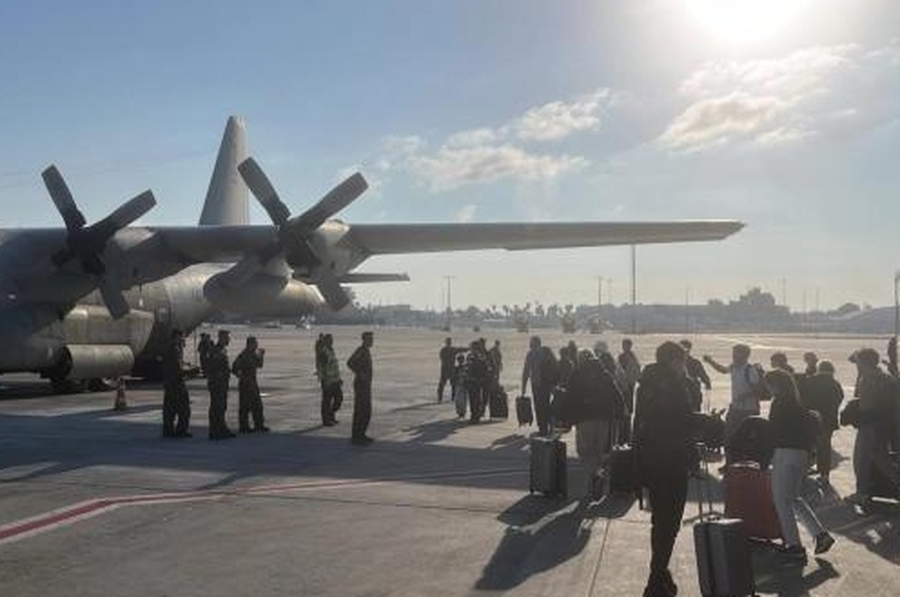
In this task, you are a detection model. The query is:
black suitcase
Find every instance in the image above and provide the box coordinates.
[693,458,756,597]
[516,395,534,426]
[609,443,640,495]
[490,386,509,419]
[529,437,567,497]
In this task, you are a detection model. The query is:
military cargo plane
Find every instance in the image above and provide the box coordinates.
[0,117,743,391]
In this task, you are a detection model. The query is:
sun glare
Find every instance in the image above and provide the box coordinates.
[686,0,811,46]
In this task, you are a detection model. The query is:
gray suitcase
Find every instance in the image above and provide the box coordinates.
[693,454,756,597]
[529,437,567,498]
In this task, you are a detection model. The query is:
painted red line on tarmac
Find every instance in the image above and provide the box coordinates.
[0,499,112,541]
[0,467,521,545]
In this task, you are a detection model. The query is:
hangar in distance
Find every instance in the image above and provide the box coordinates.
[0,116,743,391]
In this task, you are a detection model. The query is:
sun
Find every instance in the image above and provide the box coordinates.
[686,0,811,46]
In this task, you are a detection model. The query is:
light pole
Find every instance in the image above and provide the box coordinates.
[630,245,636,334]
[443,275,455,330]
[894,271,899,339]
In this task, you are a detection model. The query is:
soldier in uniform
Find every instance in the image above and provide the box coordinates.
[206,329,235,440]
[347,331,374,445]
[197,332,214,377]
[232,335,268,433]
[318,333,343,426]
[162,329,191,438]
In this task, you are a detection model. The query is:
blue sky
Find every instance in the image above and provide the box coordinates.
[1,1,899,311]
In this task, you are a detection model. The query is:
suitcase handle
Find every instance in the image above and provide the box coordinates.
[695,442,715,522]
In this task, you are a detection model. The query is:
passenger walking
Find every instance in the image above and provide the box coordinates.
[618,338,641,404]
[765,369,835,560]
[162,329,191,438]
[633,341,704,597]
[465,340,490,423]
[569,349,624,496]
[801,360,844,482]
[232,335,268,433]
[348,331,375,445]
[488,340,503,384]
[703,344,764,450]
[521,336,559,436]
[680,339,711,412]
[197,332,213,378]
[318,334,343,426]
[207,329,235,440]
[847,348,900,504]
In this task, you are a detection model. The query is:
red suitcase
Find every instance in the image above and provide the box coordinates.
[724,462,783,542]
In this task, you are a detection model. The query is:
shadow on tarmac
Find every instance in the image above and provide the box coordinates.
[477,497,592,591]
[0,406,534,495]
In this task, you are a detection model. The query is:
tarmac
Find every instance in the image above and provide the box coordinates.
[1,326,898,597]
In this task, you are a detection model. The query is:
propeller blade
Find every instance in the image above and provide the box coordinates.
[291,172,367,232]
[42,165,87,234]
[88,190,156,244]
[315,270,351,311]
[99,279,130,319]
[238,157,291,226]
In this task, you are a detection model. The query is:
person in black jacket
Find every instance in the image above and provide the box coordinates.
[766,369,834,560]
[801,360,844,481]
[634,341,704,597]
[568,350,624,496]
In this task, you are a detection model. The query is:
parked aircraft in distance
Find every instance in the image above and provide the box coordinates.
[0,117,743,391]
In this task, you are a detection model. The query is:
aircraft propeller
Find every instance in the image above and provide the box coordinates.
[41,165,156,319]
[237,157,367,310]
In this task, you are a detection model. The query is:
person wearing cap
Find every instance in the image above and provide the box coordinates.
[162,329,191,438]
[206,329,235,440]
[848,347,899,504]
[232,335,268,433]
[347,331,375,445]
[801,360,844,482]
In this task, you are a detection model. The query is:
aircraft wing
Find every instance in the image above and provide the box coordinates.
[345,220,745,254]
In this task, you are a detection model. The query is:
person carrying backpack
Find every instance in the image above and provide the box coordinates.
[634,341,706,597]
[521,336,559,436]
[703,344,768,459]
[567,349,624,495]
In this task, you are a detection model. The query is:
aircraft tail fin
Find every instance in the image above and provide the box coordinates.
[199,116,249,226]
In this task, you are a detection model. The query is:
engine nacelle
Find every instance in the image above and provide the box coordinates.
[203,272,323,317]
[0,304,153,375]
[53,344,135,380]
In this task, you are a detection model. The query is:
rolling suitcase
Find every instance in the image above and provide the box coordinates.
[490,386,509,419]
[609,443,640,495]
[694,457,756,596]
[724,463,783,542]
[529,436,567,497]
[516,395,534,426]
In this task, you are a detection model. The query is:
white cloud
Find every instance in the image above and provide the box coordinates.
[408,144,587,192]
[455,204,477,223]
[514,89,610,141]
[378,89,609,191]
[659,93,787,150]
[662,42,900,151]
[445,128,503,148]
